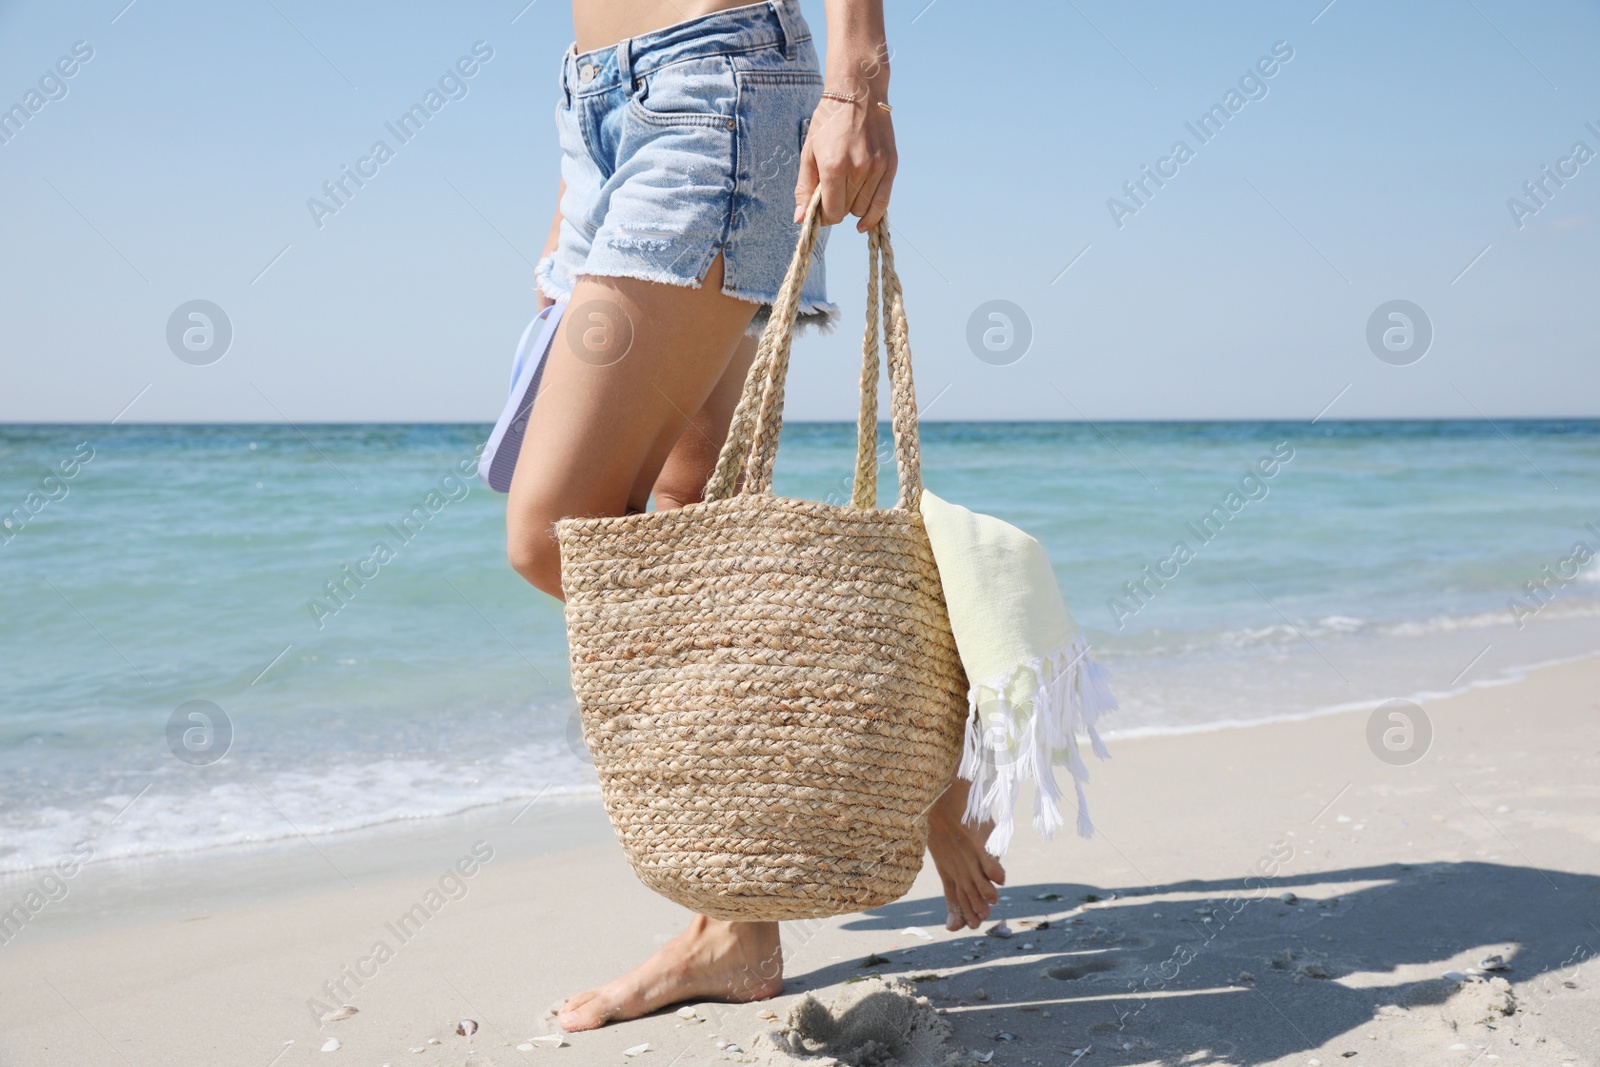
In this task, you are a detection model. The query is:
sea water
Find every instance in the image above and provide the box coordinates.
[2,421,1597,874]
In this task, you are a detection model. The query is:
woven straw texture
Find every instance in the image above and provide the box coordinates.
[556,192,967,922]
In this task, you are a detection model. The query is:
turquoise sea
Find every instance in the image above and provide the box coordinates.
[3,421,1598,874]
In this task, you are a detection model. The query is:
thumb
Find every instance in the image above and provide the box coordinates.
[793,149,819,224]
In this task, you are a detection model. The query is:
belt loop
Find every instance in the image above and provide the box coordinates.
[770,0,800,60]
[616,37,634,90]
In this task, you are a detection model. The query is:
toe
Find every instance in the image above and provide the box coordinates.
[939,877,964,931]
[958,885,985,929]
[556,990,609,1032]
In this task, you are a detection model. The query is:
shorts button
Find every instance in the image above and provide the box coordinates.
[578,65,596,84]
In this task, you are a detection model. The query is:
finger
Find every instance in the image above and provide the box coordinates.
[857,163,896,233]
[846,163,882,225]
[793,145,819,224]
[818,161,849,227]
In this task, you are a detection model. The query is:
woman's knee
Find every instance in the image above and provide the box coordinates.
[507,507,563,597]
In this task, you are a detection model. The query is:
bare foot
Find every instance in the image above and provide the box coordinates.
[555,915,782,1032]
[927,776,1007,931]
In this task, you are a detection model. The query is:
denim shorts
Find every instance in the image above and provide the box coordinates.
[535,0,836,336]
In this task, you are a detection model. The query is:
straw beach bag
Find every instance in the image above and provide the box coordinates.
[555,195,968,922]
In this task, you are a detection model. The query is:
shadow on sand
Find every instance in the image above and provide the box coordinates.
[774,862,1598,1065]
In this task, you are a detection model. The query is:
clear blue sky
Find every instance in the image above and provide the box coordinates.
[2,0,1596,421]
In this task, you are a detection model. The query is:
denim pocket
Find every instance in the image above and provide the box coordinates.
[735,71,821,203]
[630,55,737,129]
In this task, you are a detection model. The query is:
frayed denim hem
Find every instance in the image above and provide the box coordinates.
[534,254,567,305]
[743,296,840,338]
[535,254,839,339]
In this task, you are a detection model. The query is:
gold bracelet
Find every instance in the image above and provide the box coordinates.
[820,89,857,104]
[876,101,892,113]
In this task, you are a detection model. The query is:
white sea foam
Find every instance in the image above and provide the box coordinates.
[0,740,600,876]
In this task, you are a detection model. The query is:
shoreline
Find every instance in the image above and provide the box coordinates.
[5,640,1596,882]
[4,654,1598,1065]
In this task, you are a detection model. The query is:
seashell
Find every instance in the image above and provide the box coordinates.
[409,1048,425,1054]
[677,1006,699,1019]
[1479,954,1510,971]
[1070,1049,1092,1058]
[456,1020,478,1037]
[517,1045,534,1052]
[984,921,1013,939]
[899,926,934,940]
[321,1038,341,1052]
[996,1032,1016,1041]
[723,1044,742,1054]
[427,1039,441,1045]
[757,1009,777,1021]
[1019,942,1034,950]
[1278,892,1298,904]
[623,1042,650,1056]
[972,1052,994,1063]
[529,1035,567,1047]
[320,1005,359,1022]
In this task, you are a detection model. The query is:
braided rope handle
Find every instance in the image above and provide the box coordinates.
[704,188,923,511]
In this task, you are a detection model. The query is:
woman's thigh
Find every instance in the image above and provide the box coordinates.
[505,254,756,597]
[645,332,757,510]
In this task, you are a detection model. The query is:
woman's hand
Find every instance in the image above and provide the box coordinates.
[795,4,895,233]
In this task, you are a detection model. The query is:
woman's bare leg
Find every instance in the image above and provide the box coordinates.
[508,256,751,597]
[554,334,777,1033]
[927,775,1007,930]
[648,332,756,510]
[506,278,779,1029]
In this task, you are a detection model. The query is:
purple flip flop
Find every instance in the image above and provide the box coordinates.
[478,300,566,493]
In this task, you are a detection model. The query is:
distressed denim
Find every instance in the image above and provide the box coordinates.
[535,0,836,335]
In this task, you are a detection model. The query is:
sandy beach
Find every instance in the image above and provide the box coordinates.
[4,654,1596,1067]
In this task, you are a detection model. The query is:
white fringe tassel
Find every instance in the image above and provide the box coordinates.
[956,636,1117,856]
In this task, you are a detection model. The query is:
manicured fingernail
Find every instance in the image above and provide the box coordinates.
[793,205,804,223]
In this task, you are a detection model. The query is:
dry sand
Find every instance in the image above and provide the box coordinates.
[3,655,1597,1067]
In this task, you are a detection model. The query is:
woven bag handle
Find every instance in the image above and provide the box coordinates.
[704,188,923,511]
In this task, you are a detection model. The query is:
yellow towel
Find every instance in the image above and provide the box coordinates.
[920,489,1117,856]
